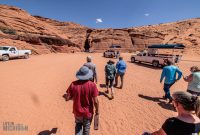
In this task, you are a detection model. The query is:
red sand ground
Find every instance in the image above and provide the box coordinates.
[0,53,200,135]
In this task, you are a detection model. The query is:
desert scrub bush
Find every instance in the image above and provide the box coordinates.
[0,27,16,35]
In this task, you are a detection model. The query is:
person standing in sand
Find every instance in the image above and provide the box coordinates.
[114,56,127,89]
[84,56,98,84]
[105,60,116,99]
[115,51,120,59]
[65,66,99,135]
[143,91,200,135]
[160,59,182,103]
[183,66,200,96]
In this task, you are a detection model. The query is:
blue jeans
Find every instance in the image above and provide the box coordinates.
[114,72,125,88]
[163,82,175,100]
[75,117,91,135]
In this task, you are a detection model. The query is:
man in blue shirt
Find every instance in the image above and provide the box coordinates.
[114,57,127,89]
[160,60,182,103]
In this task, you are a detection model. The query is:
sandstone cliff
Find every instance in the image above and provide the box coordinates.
[0,5,200,55]
[0,5,87,54]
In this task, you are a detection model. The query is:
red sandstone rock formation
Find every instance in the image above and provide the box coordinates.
[129,19,200,55]
[0,5,200,55]
[88,29,133,52]
[0,5,86,53]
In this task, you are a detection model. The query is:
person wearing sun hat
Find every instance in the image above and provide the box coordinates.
[76,65,93,80]
[65,66,99,135]
[105,60,116,99]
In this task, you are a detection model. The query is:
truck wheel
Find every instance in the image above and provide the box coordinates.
[131,57,135,63]
[152,61,159,67]
[2,55,9,61]
[24,53,29,59]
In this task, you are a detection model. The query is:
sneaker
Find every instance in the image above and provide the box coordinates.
[162,95,167,100]
[168,99,173,104]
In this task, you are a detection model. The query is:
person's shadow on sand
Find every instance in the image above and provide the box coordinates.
[138,94,175,111]
[99,84,107,88]
[99,91,113,100]
[99,84,115,100]
[37,128,57,135]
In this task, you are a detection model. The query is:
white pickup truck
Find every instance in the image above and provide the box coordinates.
[0,46,31,61]
[131,51,181,67]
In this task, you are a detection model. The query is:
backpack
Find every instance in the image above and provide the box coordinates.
[105,64,115,79]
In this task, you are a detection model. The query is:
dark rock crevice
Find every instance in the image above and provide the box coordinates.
[127,29,135,48]
[84,29,93,52]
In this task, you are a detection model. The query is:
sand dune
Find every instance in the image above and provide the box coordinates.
[0,53,200,135]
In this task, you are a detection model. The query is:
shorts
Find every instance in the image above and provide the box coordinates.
[116,72,125,78]
[106,78,114,88]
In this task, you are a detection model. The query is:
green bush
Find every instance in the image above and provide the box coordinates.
[0,27,16,35]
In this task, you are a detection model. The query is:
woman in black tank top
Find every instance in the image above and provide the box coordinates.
[143,91,200,135]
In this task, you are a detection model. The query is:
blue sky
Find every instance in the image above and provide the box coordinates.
[1,0,200,28]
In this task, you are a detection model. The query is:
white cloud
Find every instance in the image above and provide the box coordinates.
[96,18,103,23]
[144,13,150,17]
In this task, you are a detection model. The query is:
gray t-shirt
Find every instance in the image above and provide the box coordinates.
[188,72,200,92]
[84,62,97,82]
